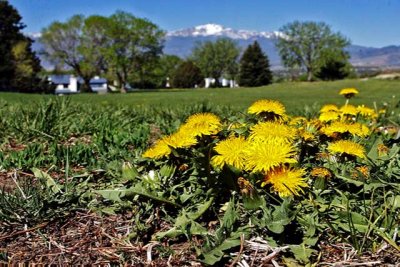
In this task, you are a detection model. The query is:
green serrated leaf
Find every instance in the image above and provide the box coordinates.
[96,188,127,202]
[201,237,241,265]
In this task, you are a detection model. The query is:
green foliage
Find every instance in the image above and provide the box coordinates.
[41,11,165,92]
[238,41,273,87]
[276,21,350,81]
[171,60,204,88]
[1,82,400,265]
[316,58,353,81]
[191,38,240,86]
[0,1,42,92]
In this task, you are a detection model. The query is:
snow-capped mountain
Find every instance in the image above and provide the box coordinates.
[29,23,400,70]
[167,23,285,40]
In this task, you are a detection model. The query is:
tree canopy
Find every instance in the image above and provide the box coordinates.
[276,21,350,81]
[191,38,240,87]
[41,11,165,92]
[238,41,272,87]
[0,1,42,91]
[171,60,203,88]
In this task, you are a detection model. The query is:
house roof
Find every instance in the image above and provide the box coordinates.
[49,75,107,85]
[49,75,71,84]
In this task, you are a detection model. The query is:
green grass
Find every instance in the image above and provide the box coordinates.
[1,79,399,113]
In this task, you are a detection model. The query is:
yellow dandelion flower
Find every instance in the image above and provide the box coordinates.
[245,138,297,173]
[340,104,358,116]
[319,111,340,122]
[320,104,339,113]
[212,136,248,170]
[248,99,286,121]
[357,105,378,119]
[163,130,198,149]
[339,88,359,98]
[142,139,171,159]
[328,140,366,159]
[311,167,332,179]
[320,121,351,137]
[181,113,222,136]
[349,123,370,138]
[262,167,308,197]
[249,121,297,142]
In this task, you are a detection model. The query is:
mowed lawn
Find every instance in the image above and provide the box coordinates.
[1,79,399,113]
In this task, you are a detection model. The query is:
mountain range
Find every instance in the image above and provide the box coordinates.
[30,23,400,70]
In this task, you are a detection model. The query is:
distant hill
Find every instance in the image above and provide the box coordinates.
[29,23,400,70]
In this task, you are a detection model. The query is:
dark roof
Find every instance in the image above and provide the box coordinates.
[49,75,70,84]
[90,77,107,84]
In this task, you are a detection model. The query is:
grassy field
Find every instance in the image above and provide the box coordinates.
[1,79,400,265]
[1,79,399,113]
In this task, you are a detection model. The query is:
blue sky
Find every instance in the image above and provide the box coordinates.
[9,0,400,47]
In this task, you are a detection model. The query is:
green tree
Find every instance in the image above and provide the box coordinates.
[238,41,272,87]
[41,15,102,92]
[276,21,350,81]
[191,38,240,87]
[172,61,203,88]
[102,11,165,92]
[0,1,41,91]
[316,58,352,81]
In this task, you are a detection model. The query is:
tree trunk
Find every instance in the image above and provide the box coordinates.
[307,68,313,82]
[81,78,92,93]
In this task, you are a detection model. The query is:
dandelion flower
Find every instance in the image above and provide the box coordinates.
[320,104,339,113]
[143,139,172,159]
[248,99,286,121]
[310,167,332,179]
[245,138,297,173]
[319,111,340,122]
[339,88,359,99]
[327,140,366,159]
[262,167,308,197]
[182,113,222,136]
[212,136,248,170]
[249,121,296,142]
[357,105,377,119]
[163,130,198,149]
[340,104,358,116]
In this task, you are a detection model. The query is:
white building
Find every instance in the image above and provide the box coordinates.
[49,75,108,94]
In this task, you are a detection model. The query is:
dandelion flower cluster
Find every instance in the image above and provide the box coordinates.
[143,112,222,159]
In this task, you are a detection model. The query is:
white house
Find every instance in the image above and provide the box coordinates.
[204,77,237,88]
[49,75,109,94]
